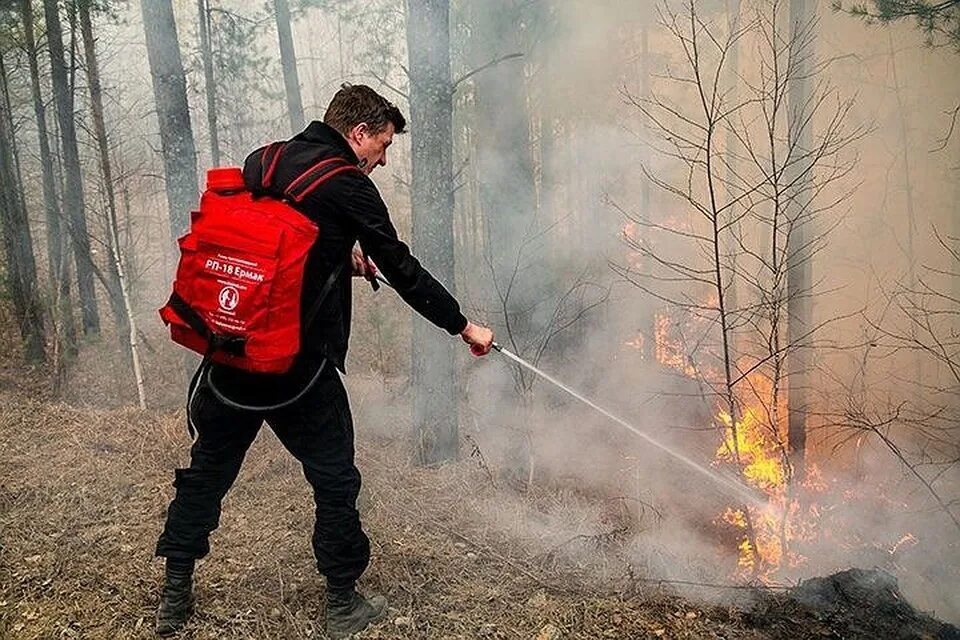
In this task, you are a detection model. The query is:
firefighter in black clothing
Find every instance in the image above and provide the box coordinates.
[154,84,494,638]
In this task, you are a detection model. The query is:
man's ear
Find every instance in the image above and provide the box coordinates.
[349,122,370,143]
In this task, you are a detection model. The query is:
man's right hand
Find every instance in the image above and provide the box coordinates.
[461,321,494,356]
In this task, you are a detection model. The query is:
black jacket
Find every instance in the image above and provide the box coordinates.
[208,122,466,399]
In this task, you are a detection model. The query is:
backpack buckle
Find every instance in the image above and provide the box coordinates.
[210,334,246,357]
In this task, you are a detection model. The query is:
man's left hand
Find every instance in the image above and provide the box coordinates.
[351,245,377,278]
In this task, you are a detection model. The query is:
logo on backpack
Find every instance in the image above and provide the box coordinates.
[218,285,240,312]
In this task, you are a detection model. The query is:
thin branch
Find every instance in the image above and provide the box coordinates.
[452,53,524,91]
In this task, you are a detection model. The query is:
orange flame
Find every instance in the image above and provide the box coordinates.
[716,406,785,491]
[654,313,699,377]
[712,371,830,579]
[626,256,918,580]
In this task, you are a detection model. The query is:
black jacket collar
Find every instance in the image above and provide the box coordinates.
[295,121,360,165]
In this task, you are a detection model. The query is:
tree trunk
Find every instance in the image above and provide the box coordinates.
[887,32,924,384]
[786,0,815,481]
[955,150,960,301]
[43,0,101,336]
[637,20,654,362]
[197,0,221,166]
[140,0,200,241]
[80,0,146,406]
[47,90,76,363]
[724,0,742,326]
[888,38,919,289]
[274,0,305,133]
[80,1,131,337]
[21,0,76,357]
[0,54,46,363]
[406,0,459,465]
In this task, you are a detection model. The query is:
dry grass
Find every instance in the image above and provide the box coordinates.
[0,366,774,640]
[1,356,952,639]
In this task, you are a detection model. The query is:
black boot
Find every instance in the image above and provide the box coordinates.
[325,585,387,639]
[155,558,195,636]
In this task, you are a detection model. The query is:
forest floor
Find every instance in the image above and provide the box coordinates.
[1,343,958,640]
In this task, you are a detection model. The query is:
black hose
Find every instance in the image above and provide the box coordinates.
[204,358,328,412]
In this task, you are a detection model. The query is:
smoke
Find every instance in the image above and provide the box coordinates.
[443,0,960,624]
[14,0,957,625]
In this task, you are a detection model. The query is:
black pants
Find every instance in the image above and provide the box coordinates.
[155,364,370,590]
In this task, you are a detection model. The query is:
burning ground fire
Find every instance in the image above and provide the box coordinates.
[623,310,928,587]
[619,221,920,582]
[714,371,827,578]
[624,309,826,580]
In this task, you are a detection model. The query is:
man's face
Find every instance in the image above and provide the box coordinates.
[349,122,395,175]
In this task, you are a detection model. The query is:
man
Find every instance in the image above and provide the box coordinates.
[155,84,494,638]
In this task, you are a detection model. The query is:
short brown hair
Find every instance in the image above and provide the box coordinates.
[323,84,407,136]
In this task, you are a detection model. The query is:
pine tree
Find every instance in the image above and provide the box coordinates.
[838,0,960,50]
[196,0,221,166]
[274,0,305,133]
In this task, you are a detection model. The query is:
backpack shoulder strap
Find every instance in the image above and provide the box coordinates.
[260,141,287,190]
[284,156,362,203]
[258,141,361,203]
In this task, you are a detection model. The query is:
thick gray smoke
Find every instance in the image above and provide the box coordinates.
[11,0,957,625]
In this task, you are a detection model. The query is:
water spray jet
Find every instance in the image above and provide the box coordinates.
[374,274,763,508]
[490,342,764,507]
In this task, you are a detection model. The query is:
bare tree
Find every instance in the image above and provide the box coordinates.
[615,0,864,574]
[486,229,609,488]
[833,229,960,534]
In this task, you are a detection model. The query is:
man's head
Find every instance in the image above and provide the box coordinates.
[323,84,406,175]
